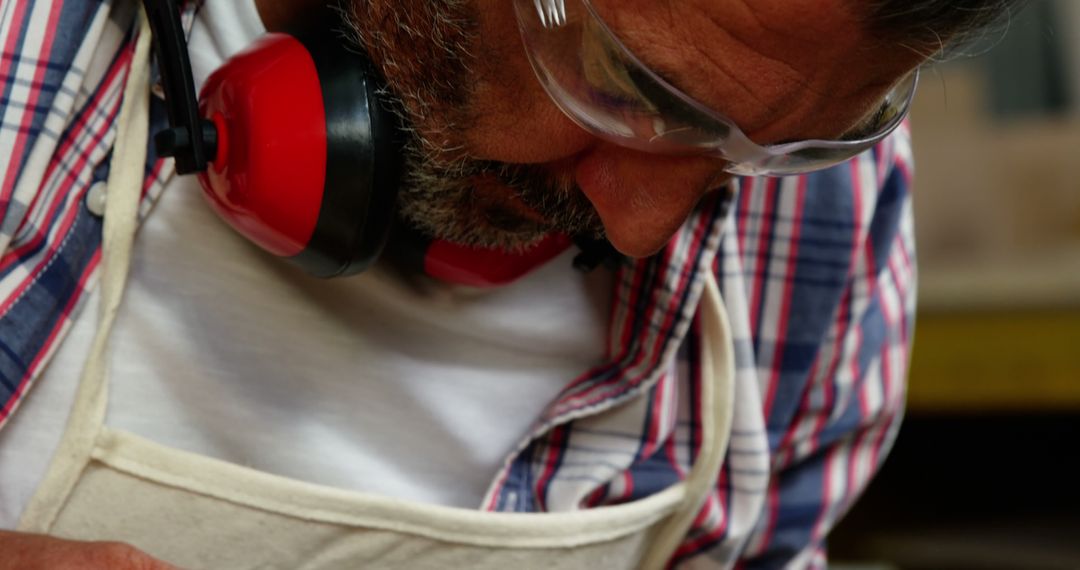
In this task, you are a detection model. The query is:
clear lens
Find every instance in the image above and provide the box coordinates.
[515,0,730,153]
[514,0,918,176]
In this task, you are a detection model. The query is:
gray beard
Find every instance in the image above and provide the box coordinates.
[397,150,604,250]
[340,0,604,250]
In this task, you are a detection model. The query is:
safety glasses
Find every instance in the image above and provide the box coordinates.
[514,0,919,176]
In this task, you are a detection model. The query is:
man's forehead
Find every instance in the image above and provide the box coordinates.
[589,0,869,70]
[579,0,909,140]
[590,0,863,38]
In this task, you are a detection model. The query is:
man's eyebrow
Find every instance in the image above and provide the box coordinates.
[650,66,683,92]
[645,65,727,118]
[640,63,691,100]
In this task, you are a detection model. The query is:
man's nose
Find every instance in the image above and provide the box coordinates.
[573,144,728,258]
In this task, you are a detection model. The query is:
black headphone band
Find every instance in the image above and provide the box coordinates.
[142,0,217,174]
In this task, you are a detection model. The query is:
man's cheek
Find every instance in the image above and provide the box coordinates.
[462,0,600,165]
[461,70,596,166]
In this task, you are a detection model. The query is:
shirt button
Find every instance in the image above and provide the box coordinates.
[86,181,108,217]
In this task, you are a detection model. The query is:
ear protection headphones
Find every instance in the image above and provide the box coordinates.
[143,0,618,283]
[145,0,402,278]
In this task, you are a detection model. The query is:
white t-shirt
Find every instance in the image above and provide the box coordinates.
[0,0,611,526]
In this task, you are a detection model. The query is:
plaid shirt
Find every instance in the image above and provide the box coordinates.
[0,2,915,568]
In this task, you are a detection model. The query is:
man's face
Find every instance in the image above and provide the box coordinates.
[345,0,919,257]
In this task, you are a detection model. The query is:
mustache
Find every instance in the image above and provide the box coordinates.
[448,158,599,230]
[395,140,604,250]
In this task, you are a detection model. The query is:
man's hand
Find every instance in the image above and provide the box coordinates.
[1,530,178,569]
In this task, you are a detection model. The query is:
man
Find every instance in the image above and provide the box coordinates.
[0,0,1017,568]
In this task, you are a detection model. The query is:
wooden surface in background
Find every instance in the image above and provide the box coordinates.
[908,310,1080,411]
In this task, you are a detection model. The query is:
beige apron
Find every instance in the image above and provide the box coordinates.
[18,11,736,570]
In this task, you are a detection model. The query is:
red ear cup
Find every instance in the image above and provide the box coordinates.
[198,34,327,260]
[387,226,574,288]
[196,21,404,278]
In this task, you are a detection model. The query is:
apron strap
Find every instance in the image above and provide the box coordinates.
[18,5,152,532]
[640,272,736,569]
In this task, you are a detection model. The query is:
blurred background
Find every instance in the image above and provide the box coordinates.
[831,2,1080,568]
